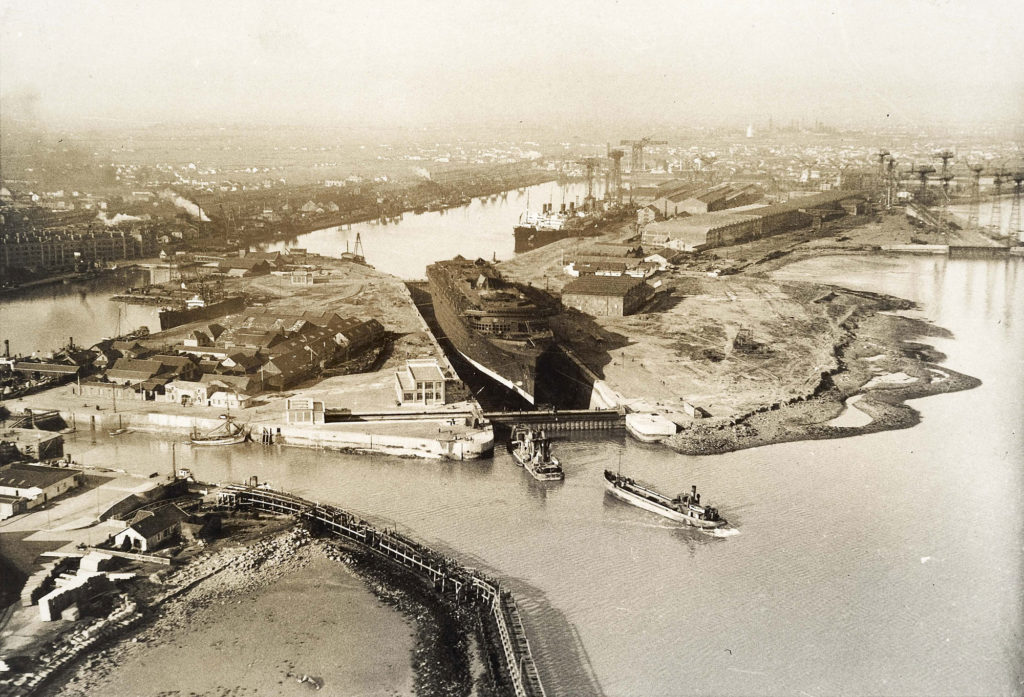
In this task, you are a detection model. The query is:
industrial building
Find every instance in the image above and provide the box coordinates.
[642,190,866,251]
[395,358,447,406]
[0,228,158,272]
[0,463,81,518]
[561,276,654,317]
[649,182,763,218]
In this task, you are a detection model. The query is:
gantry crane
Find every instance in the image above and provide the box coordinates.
[607,149,625,205]
[620,136,668,173]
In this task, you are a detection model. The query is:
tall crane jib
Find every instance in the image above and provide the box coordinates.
[620,136,668,173]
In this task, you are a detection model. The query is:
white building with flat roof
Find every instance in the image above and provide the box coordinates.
[395,359,446,407]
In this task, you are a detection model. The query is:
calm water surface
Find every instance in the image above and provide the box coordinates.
[0,269,154,355]
[57,256,1022,695]
[261,180,594,279]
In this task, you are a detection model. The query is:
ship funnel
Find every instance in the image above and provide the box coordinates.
[560,203,567,214]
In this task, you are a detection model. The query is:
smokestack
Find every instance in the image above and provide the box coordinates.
[4,339,9,358]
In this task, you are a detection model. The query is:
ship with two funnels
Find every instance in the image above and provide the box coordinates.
[604,470,727,528]
[427,257,557,404]
[509,425,564,481]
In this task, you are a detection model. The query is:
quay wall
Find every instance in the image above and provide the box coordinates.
[218,485,548,697]
[57,409,494,460]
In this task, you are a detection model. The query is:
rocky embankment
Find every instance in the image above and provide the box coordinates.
[38,522,493,697]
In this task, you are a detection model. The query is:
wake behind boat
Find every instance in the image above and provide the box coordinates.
[510,425,564,481]
[603,470,726,528]
[190,417,248,446]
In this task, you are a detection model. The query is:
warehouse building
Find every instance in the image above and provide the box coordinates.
[0,463,81,517]
[642,190,865,251]
[561,276,654,317]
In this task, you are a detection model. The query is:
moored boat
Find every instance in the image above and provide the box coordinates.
[510,425,564,481]
[603,470,726,528]
[190,418,247,446]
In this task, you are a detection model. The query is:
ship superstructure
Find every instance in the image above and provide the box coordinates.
[427,257,556,403]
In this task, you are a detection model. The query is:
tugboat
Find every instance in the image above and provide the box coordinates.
[603,470,726,528]
[190,417,248,446]
[510,425,564,481]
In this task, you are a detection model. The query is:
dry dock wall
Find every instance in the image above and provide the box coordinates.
[58,409,493,460]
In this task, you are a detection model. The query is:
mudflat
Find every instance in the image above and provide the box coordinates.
[45,538,415,697]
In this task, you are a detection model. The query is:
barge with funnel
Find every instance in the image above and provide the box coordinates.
[604,470,726,528]
[509,425,564,481]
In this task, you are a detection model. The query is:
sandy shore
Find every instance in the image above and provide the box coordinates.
[39,526,418,697]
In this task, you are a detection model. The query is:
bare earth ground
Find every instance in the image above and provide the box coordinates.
[503,212,982,453]
[40,527,417,697]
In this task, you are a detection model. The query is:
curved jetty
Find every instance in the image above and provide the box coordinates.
[217,484,549,697]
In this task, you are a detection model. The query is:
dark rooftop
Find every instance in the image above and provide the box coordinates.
[562,276,649,297]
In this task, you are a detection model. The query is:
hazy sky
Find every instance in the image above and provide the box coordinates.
[1,0,1022,131]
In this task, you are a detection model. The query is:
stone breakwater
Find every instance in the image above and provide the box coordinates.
[1,597,143,697]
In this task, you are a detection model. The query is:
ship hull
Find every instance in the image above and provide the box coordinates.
[159,296,246,331]
[513,225,603,253]
[604,477,726,528]
[427,263,549,404]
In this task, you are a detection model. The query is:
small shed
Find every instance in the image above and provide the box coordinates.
[113,504,190,552]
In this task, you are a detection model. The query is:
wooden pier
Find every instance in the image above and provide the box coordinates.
[217,485,547,697]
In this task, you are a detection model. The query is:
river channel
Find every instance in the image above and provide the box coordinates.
[12,255,1018,695]
[0,180,590,354]
[260,180,595,279]
[2,193,1021,694]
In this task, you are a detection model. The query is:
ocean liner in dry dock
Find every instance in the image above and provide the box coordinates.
[426,257,557,403]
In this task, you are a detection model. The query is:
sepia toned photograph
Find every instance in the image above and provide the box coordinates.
[1,1,1021,695]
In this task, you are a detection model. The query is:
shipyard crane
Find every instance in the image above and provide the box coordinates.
[937,171,955,244]
[914,164,936,200]
[875,149,891,179]
[608,150,625,205]
[620,136,668,173]
[1008,172,1023,244]
[990,167,1007,235]
[934,150,955,178]
[884,157,899,210]
[582,157,601,211]
[965,163,984,231]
